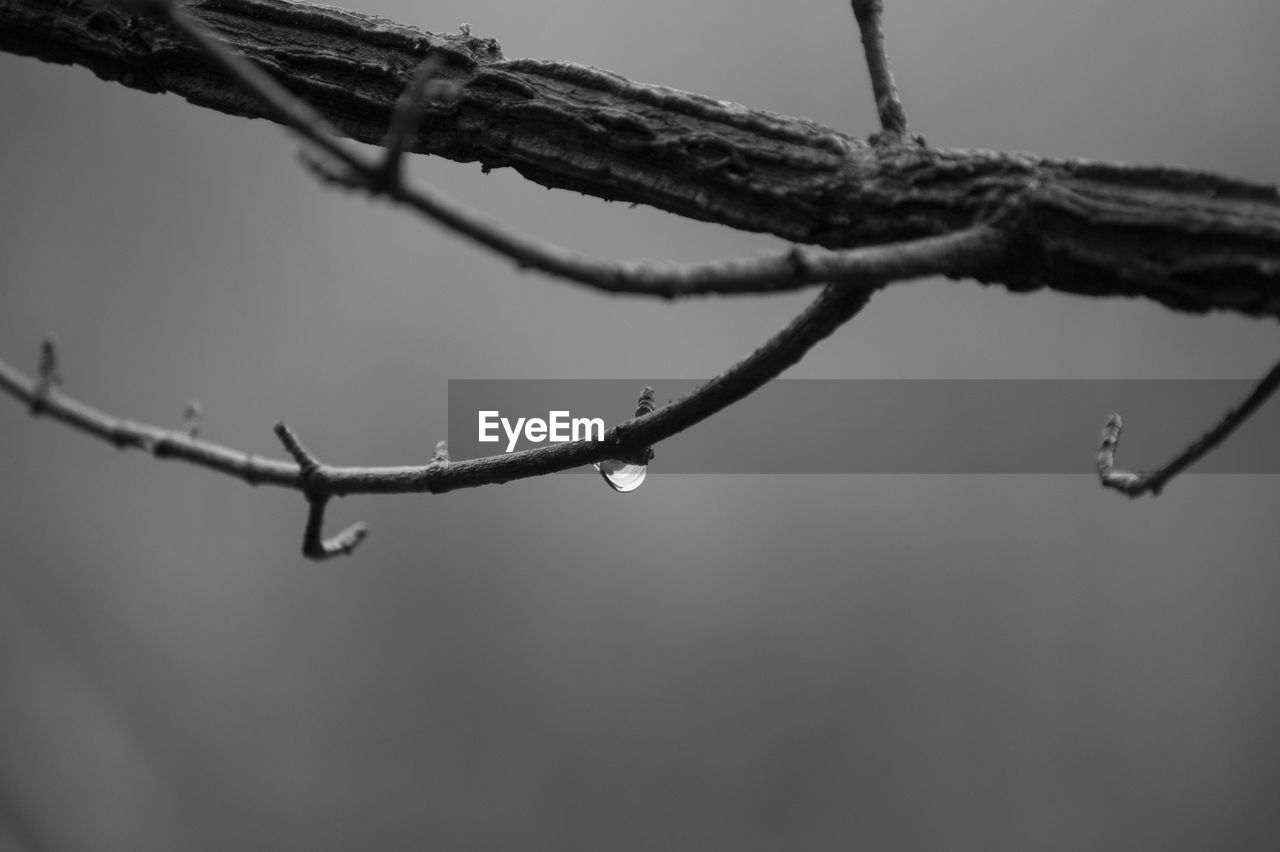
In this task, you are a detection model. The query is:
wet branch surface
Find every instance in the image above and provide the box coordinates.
[3,0,1280,317]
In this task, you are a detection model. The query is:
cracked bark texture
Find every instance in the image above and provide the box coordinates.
[3,0,1280,318]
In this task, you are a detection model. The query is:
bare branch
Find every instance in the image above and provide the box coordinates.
[0,347,298,486]
[850,0,910,139]
[5,1,1279,316]
[139,0,1004,299]
[1097,357,1280,497]
[382,188,1004,298]
[0,283,872,550]
[0,1,887,562]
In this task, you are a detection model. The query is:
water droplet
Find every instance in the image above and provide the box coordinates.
[594,458,647,493]
[595,386,656,492]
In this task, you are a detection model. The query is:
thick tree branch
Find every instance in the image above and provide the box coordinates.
[3,0,1279,315]
[130,0,1004,298]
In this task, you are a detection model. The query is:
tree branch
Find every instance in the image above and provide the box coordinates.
[0,285,873,555]
[1097,356,1280,497]
[850,0,910,140]
[136,0,1003,299]
[3,0,1279,315]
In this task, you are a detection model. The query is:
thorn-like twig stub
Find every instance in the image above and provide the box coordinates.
[787,246,814,280]
[37,335,60,386]
[616,386,657,465]
[182,399,202,438]
[30,334,61,415]
[432,440,450,464]
[273,421,320,477]
[634,386,656,418]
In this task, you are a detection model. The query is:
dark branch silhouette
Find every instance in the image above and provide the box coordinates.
[2,0,1279,315]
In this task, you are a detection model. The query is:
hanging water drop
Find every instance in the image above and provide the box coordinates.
[595,386,656,494]
[594,458,647,493]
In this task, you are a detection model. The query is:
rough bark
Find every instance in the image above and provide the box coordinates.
[3,0,1280,318]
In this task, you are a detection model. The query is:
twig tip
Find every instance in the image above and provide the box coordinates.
[273,420,317,471]
[38,334,61,386]
[182,398,202,438]
[432,440,450,464]
[635,386,656,417]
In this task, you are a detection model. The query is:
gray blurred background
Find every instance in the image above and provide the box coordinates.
[2,1,1279,849]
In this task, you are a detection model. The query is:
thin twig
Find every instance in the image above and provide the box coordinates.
[144,0,1000,298]
[382,187,1002,297]
[377,55,447,189]
[0,282,871,514]
[0,355,298,486]
[300,495,368,559]
[850,0,910,139]
[142,0,368,177]
[1097,356,1280,497]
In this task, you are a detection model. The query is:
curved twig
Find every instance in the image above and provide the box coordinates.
[1097,356,1280,497]
[0,283,874,552]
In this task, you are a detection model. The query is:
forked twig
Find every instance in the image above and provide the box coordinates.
[273,422,369,559]
[1097,357,1280,497]
[0,284,874,556]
